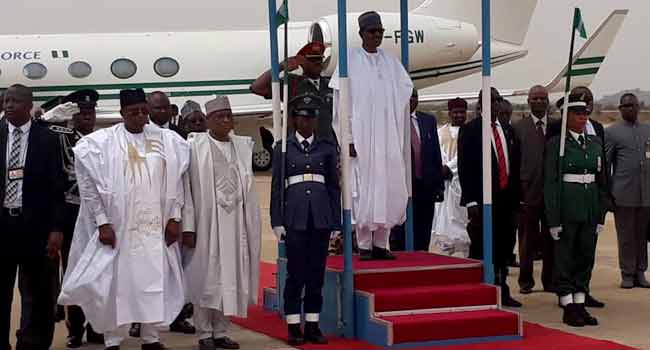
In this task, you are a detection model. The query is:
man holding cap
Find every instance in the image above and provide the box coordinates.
[330,11,413,260]
[271,93,340,345]
[59,88,190,350]
[544,92,608,327]
[251,41,336,142]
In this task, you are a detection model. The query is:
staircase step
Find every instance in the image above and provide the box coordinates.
[367,283,498,312]
[379,309,520,344]
[354,265,483,290]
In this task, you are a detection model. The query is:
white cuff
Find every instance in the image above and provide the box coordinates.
[286,314,301,324]
[305,313,319,322]
[560,294,573,306]
[573,292,586,304]
[96,214,109,227]
[171,205,182,221]
[466,202,478,208]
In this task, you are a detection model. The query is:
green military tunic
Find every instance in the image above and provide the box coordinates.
[544,132,608,296]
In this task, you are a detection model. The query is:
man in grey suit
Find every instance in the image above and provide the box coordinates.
[605,93,650,289]
[513,85,556,294]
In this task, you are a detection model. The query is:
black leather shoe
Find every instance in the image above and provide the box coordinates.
[86,325,104,344]
[585,294,605,308]
[372,247,396,260]
[304,322,328,344]
[519,286,533,295]
[502,295,522,308]
[129,323,141,338]
[213,336,240,350]
[359,249,373,261]
[563,304,585,327]
[287,324,305,346]
[170,319,196,334]
[141,342,167,350]
[576,304,598,326]
[198,338,216,350]
[66,335,83,349]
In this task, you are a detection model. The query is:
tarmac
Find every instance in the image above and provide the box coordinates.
[9,173,650,350]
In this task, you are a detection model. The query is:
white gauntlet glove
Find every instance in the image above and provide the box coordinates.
[272,226,286,241]
[549,227,562,241]
[41,102,80,122]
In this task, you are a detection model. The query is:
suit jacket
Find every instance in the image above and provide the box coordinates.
[0,119,66,256]
[413,111,445,199]
[270,134,341,231]
[458,116,520,210]
[512,115,557,206]
[169,123,187,139]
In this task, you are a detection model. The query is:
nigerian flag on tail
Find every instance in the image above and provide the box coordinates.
[574,8,588,39]
[276,0,289,27]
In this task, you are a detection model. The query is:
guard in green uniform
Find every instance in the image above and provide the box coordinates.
[544,93,608,327]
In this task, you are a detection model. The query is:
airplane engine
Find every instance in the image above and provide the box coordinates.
[310,12,480,76]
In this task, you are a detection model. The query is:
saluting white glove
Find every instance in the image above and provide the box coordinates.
[272,226,286,241]
[596,224,605,235]
[330,230,341,239]
[549,227,562,241]
[41,102,80,122]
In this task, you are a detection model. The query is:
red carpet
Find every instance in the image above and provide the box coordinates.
[231,262,635,350]
[326,252,478,272]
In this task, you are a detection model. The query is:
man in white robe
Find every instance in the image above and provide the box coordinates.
[181,96,261,350]
[330,11,413,260]
[431,98,470,257]
[58,89,189,350]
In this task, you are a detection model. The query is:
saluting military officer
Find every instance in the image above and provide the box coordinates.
[544,93,609,328]
[270,94,341,346]
[42,89,104,347]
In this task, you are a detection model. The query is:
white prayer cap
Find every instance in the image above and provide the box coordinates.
[205,96,231,115]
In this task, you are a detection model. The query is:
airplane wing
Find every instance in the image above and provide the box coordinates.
[417,9,628,105]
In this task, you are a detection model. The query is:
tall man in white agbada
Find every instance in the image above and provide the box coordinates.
[58,88,190,350]
[330,11,413,260]
[431,98,470,256]
[182,96,262,350]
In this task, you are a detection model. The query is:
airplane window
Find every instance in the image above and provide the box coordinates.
[23,62,48,80]
[111,58,137,79]
[154,57,180,78]
[68,61,92,79]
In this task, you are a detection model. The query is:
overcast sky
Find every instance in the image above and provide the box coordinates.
[2,0,646,98]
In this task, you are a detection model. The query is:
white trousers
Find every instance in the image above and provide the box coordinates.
[357,226,390,250]
[194,308,231,340]
[105,324,159,347]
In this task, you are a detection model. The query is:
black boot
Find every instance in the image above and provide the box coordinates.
[585,293,605,308]
[304,322,328,344]
[86,324,104,344]
[576,304,598,326]
[287,324,305,346]
[498,268,522,307]
[562,303,586,327]
[360,249,373,261]
[372,247,396,260]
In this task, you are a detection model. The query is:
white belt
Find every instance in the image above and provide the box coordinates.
[563,174,595,184]
[285,173,325,188]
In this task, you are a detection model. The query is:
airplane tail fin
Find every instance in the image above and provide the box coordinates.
[412,0,538,46]
[533,9,629,94]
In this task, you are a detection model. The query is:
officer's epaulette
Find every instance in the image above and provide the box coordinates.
[48,125,74,134]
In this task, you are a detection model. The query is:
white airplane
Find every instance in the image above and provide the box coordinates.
[0,0,627,170]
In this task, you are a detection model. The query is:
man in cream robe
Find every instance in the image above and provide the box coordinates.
[58,89,189,350]
[431,98,470,257]
[182,96,261,350]
[330,11,413,260]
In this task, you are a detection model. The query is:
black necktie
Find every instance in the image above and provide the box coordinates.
[536,120,545,138]
[301,140,310,151]
[578,135,585,147]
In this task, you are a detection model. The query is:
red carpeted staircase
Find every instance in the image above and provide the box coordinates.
[331,252,522,347]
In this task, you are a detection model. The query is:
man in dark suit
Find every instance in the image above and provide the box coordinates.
[148,91,187,138]
[458,87,522,307]
[391,89,445,251]
[513,85,556,294]
[547,86,607,308]
[0,84,66,350]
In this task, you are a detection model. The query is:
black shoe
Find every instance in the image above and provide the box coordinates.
[170,319,196,334]
[360,249,373,261]
[563,304,585,327]
[141,342,167,350]
[304,322,328,344]
[502,295,522,308]
[576,304,598,326]
[198,338,216,350]
[372,247,396,260]
[519,286,533,295]
[129,323,141,338]
[213,336,240,350]
[585,294,605,308]
[86,325,104,344]
[287,324,305,346]
[66,335,83,349]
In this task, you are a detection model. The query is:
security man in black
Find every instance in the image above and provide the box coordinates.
[270,94,341,346]
[45,89,104,347]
